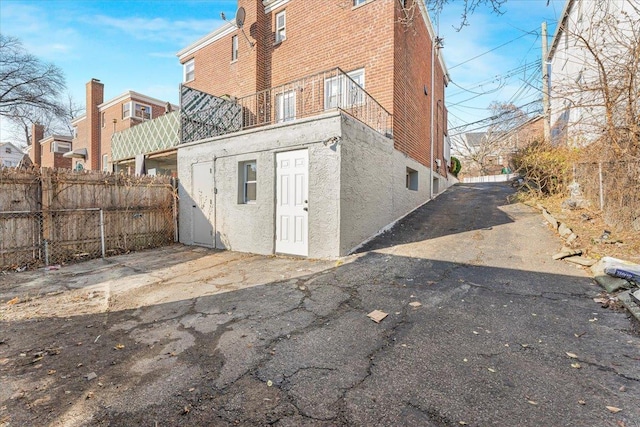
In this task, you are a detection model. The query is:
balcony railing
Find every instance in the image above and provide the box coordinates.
[112,111,180,161]
[180,67,392,144]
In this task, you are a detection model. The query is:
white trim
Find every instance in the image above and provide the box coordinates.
[98,91,175,112]
[177,22,237,61]
[71,114,86,125]
[263,0,290,13]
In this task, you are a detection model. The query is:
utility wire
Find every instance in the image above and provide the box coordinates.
[448,30,538,70]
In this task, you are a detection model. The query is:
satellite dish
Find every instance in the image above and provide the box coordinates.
[235,7,246,28]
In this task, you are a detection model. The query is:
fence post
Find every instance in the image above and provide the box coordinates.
[41,168,53,266]
[172,177,179,242]
[100,209,106,259]
[598,162,604,211]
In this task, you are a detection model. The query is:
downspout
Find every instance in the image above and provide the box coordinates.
[430,37,435,199]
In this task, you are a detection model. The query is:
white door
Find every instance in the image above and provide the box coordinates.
[192,162,215,247]
[276,150,309,256]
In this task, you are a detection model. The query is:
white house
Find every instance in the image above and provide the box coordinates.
[0,142,25,168]
[547,0,640,146]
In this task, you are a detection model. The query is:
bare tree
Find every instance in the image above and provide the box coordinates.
[426,0,506,30]
[0,34,67,145]
[452,102,535,175]
[548,0,640,158]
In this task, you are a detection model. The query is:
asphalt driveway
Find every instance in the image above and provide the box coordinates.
[1,183,639,426]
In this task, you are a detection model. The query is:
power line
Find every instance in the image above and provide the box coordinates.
[447,99,542,133]
[448,30,539,70]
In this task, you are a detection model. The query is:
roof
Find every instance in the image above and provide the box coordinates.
[39,134,73,144]
[175,2,449,83]
[71,91,179,124]
[547,0,576,61]
[0,142,24,153]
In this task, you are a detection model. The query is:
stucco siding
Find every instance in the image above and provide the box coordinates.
[339,115,394,255]
[178,112,343,258]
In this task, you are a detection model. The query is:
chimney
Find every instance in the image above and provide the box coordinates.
[30,123,44,167]
[86,78,104,170]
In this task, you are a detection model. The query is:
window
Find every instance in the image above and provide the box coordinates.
[5,147,11,154]
[101,112,105,128]
[354,0,367,5]
[275,11,286,43]
[102,154,109,172]
[122,102,131,119]
[276,90,296,123]
[324,69,365,109]
[183,58,195,82]
[134,103,151,120]
[51,141,71,153]
[241,161,257,203]
[231,35,238,61]
[123,102,151,120]
[406,167,418,191]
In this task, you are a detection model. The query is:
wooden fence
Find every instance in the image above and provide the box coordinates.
[0,168,177,269]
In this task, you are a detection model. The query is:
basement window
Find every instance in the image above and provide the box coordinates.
[239,160,257,204]
[406,167,418,191]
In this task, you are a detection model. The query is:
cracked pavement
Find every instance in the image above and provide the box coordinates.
[1,183,639,426]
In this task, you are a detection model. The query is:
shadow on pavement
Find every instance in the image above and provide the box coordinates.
[2,251,638,427]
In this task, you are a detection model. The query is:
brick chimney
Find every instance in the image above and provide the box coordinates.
[86,78,104,170]
[30,123,44,167]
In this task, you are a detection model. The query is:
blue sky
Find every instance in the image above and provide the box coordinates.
[0,0,566,143]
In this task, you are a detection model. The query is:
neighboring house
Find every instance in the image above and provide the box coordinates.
[458,116,543,177]
[175,0,451,258]
[69,79,177,172]
[28,124,73,169]
[547,0,639,147]
[0,142,24,168]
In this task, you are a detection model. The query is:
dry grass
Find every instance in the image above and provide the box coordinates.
[523,193,640,263]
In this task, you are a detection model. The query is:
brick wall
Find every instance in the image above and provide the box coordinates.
[181,0,447,171]
[86,79,104,170]
[99,98,166,171]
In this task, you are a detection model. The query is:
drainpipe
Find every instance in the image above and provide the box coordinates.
[430,37,436,199]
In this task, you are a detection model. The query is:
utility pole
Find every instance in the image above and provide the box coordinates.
[542,21,551,142]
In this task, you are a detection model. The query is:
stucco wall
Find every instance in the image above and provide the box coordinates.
[178,112,343,258]
[339,114,439,254]
[179,112,454,259]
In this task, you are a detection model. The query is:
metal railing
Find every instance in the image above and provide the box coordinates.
[180,67,393,143]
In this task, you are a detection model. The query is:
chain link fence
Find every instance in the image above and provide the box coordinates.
[1,168,178,271]
[574,160,640,231]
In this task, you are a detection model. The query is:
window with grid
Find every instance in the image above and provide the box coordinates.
[276,90,296,123]
[275,11,286,43]
[324,69,365,109]
[242,161,257,203]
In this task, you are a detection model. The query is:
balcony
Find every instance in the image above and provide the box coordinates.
[180,67,393,144]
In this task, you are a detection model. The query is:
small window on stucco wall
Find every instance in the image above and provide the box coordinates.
[238,160,257,204]
[406,167,418,191]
